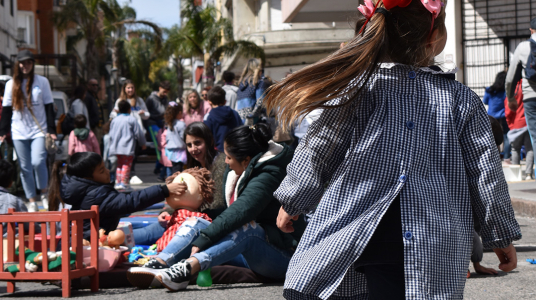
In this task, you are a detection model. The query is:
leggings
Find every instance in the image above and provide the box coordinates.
[116,155,134,185]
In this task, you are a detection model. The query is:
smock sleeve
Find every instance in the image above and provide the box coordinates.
[457,90,522,249]
[274,100,360,216]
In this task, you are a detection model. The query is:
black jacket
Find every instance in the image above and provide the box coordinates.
[60,175,169,239]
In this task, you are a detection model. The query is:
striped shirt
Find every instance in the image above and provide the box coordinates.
[275,64,522,299]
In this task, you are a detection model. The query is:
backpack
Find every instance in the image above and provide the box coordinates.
[525,39,536,81]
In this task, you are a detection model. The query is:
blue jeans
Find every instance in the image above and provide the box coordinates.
[236,97,256,111]
[132,222,167,246]
[158,217,249,269]
[192,221,292,279]
[12,137,48,199]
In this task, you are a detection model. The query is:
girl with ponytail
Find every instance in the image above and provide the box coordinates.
[265,0,521,298]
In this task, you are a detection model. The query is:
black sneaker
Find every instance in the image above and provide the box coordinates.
[156,259,192,292]
[127,258,168,289]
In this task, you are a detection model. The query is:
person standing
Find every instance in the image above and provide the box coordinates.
[69,85,90,129]
[222,71,238,109]
[85,78,105,145]
[506,17,536,172]
[110,80,150,134]
[183,90,211,126]
[236,58,269,122]
[0,50,57,212]
[484,71,510,162]
[146,81,171,128]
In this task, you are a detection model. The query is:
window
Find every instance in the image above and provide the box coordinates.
[17,12,35,47]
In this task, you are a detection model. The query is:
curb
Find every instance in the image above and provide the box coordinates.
[512,198,536,218]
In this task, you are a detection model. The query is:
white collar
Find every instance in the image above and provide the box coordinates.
[380,62,458,75]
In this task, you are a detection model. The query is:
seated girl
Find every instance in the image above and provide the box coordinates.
[127,123,307,291]
[56,152,185,240]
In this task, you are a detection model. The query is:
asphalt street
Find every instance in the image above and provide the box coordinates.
[1,161,536,299]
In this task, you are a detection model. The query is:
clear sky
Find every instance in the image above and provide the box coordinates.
[127,0,181,29]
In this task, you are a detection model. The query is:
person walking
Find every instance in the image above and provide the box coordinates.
[264,0,520,298]
[0,50,57,212]
[222,71,238,109]
[85,78,105,145]
[484,71,511,162]
[146,81,171,128]
[110,80,150,134]
[506,17,536,173]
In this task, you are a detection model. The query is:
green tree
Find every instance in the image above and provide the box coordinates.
[52,0,108,80]
[180,0,266,86]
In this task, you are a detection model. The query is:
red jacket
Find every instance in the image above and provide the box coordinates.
[504,81,527,130]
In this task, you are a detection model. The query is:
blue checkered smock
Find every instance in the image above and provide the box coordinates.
[275,64,522,299]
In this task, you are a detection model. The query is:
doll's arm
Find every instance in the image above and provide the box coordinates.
[458,91,521,249]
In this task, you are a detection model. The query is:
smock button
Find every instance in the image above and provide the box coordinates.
[406,121,415,130]
[408,71,416,79]
[404,231,413,240]
[399,175,407,183]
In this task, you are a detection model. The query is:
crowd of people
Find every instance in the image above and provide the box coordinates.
[0,1,531,298]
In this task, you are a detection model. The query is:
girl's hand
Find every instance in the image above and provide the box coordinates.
[48,133,57,140]
[113,108,119,113]
[0,135,5,143]
[191,246,200,256]
[138,110,146,115]
[277,207,299,233]
[158,211,171,228]
[166,182,187,196]
[493,244,517,272]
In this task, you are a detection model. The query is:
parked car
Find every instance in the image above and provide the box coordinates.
[52,91,69,161]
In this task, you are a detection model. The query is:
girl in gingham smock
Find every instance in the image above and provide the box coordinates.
[264,0,522,299]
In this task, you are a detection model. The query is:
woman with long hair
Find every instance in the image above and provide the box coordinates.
[110,80,150,133]
[235,58,269,121]
[484,71,511,162]
[182,90,211,126]
[0,50,56,212]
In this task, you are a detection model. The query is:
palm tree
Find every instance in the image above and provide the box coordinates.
[52,0,108,80]
[180,0,265,87]
[100,0,162,80]
[164,25,196,98]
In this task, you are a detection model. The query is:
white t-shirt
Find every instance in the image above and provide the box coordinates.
[70,98,90,129]
[2,75,53,140]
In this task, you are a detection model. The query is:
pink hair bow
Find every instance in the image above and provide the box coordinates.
[358,0,376,19]
[169,101,178,107]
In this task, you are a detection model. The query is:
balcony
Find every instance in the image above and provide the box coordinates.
[282,0,360,23]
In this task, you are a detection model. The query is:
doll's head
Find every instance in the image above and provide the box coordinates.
[165,167,215,211]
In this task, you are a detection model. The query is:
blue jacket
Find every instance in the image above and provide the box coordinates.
[483,87,506,119]
[60,175,169,240]
[204,106,243,152]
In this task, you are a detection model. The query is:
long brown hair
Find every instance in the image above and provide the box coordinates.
[184,122,218,170]
[11,60,35,111]
[165,104,183,131]
[184,90,202,116]
[264,0,447,131]
[119,80,138,107]
[238,58,262,87]
[48,161,67,211]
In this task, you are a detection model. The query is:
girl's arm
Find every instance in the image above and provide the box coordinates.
[458,90,521,249]
[138,98,150,120]
[41,78,56,135]
[90,132,101,155]
[109,99,119,119]
[275,102,359,216]
[68,131,76,156]
[0,80,13,137]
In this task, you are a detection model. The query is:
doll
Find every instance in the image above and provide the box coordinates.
[83,228,125,249]
[155,167,215,251]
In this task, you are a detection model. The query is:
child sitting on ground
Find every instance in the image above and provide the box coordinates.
[0,160,28,234]
[164,102,187,173]
[204,86,242,152]
[56,152,185,240]
[109,100,147,190]
[68,114,100,156]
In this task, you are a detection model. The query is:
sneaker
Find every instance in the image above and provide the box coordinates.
[41,194,49,210]
[28,202,38,212]
[156,260,192,292]
[127,258,168,289]
[114,183,125,190]
[526,175,533,181]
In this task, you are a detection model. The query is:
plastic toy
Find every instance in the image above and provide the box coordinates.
[197,268,213,287]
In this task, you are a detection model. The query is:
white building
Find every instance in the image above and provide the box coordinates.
[0,0,19,74]
[217,0,356,81]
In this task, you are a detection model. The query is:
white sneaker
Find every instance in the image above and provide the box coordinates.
[130,176,143,185]
[41,194,49,210]
[526,175,533,181]
[114,183,125,190]
[28,202,38,212]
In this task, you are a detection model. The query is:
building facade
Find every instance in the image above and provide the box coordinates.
[0,0,19,74]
